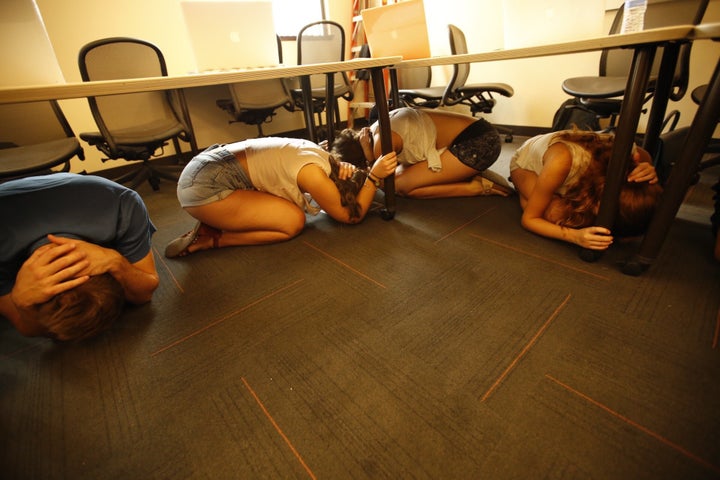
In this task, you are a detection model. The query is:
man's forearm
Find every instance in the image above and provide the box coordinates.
[106,252,159,304]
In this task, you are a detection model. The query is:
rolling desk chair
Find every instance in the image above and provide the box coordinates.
[291,20,354,140]
[445,24,514,142]
[78,37,197,191]
[0,100,85,181]
[561,0,708,133]
[216,35,295,137]
[395,66,440,108]
[393,25,514,142]
[691,85,720,174]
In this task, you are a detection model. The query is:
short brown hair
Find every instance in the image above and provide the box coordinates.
[35,273,125,342]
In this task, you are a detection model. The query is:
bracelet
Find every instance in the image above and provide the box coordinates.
[367,173,382,189]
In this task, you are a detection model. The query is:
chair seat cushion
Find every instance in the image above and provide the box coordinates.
[80,120,186,146]
[0,138,81,176]
[292,84,353,99]
[398,86,445,100]
[457,82,514,97]
[562,76,630,98]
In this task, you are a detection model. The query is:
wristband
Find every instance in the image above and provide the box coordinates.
[367,173,382,189]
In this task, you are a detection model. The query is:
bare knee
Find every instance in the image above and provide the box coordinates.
[393,175,414,197]
[283,208,306,239]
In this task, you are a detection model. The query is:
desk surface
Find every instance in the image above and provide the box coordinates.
[0,56,402,105]
[395,24,708,68]
[690,22,720,40]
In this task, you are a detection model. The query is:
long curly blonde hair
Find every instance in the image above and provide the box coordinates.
[553,130,662,236]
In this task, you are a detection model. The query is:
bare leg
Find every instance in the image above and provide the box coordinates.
[509,168,538,210]
[395,150,511,198]
[182,190,306,254]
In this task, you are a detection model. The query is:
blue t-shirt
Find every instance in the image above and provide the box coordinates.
[0,173,156,295]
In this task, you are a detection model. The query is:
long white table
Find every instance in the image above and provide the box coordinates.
[392,24,718,273]
[0,56,403,218]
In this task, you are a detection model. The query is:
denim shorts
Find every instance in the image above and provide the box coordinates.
[177,144,254,207]
[448,118,501,171]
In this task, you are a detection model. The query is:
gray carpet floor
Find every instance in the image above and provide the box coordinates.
[2,137,719,479]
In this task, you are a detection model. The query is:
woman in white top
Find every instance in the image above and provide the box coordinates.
[165,137,397,257]
[509,130,662,250]
[334,108,512,198]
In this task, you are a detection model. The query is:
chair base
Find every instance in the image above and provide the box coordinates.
[108,160,183,191]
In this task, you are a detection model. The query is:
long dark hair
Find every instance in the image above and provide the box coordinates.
[327,154,366,220]
[330,128,369,168]
[324,128,374,221]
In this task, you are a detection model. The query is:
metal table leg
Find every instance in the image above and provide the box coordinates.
[580,45,657,262]
[300,75,317,143]
[370,66,396,220]
[623,58,720,275]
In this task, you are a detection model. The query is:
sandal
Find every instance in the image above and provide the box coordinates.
[164,222,222,258]
[473,171,515,197]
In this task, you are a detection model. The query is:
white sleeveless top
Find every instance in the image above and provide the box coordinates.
[246,137,331,215]
[509,131,593,195]
[370,108,443,172]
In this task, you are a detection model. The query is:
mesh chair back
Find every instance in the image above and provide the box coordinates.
[78,38,187,147]
[448,24,471,92]
[297,21,350,94]
[229,34,291,111]
[1,101,75,146]
[229,80,293,110]
[0,100,84,177]
[602,0,708,100]
[396,66,432,90]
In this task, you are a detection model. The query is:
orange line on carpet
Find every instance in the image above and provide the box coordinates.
[434,207,496,244]
[302,241,386,289]
[469,234,611,281]
[481,294,571,402]
[153,246,185,294]
[241,377,317,480]
[545,374,720,475]
[149,279,304,357]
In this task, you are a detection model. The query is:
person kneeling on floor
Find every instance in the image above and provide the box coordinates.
[0,173,159,342]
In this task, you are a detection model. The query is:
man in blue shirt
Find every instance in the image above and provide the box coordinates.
[0,173,159,341]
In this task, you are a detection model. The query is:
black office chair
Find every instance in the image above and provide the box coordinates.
[216,35,295,137]
[692,85,720,174]
[291,20,354,139]
[0,100,85,181]
[561,0,708,132]
[395,66,441,108]
[655,85,719,185]
[78,37,198,190]
[393,25,514,141]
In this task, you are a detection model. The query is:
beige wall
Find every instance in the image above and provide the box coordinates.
[6,0,720,173]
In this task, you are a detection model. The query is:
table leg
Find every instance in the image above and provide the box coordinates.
[300,75,317,143]
[641,42,681,159]
[176,88,199,154]
[370,66,396,220]
[580,45,657,262]
[389,68,400,109]
[623,58,720,275]
[325,72,336,142]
